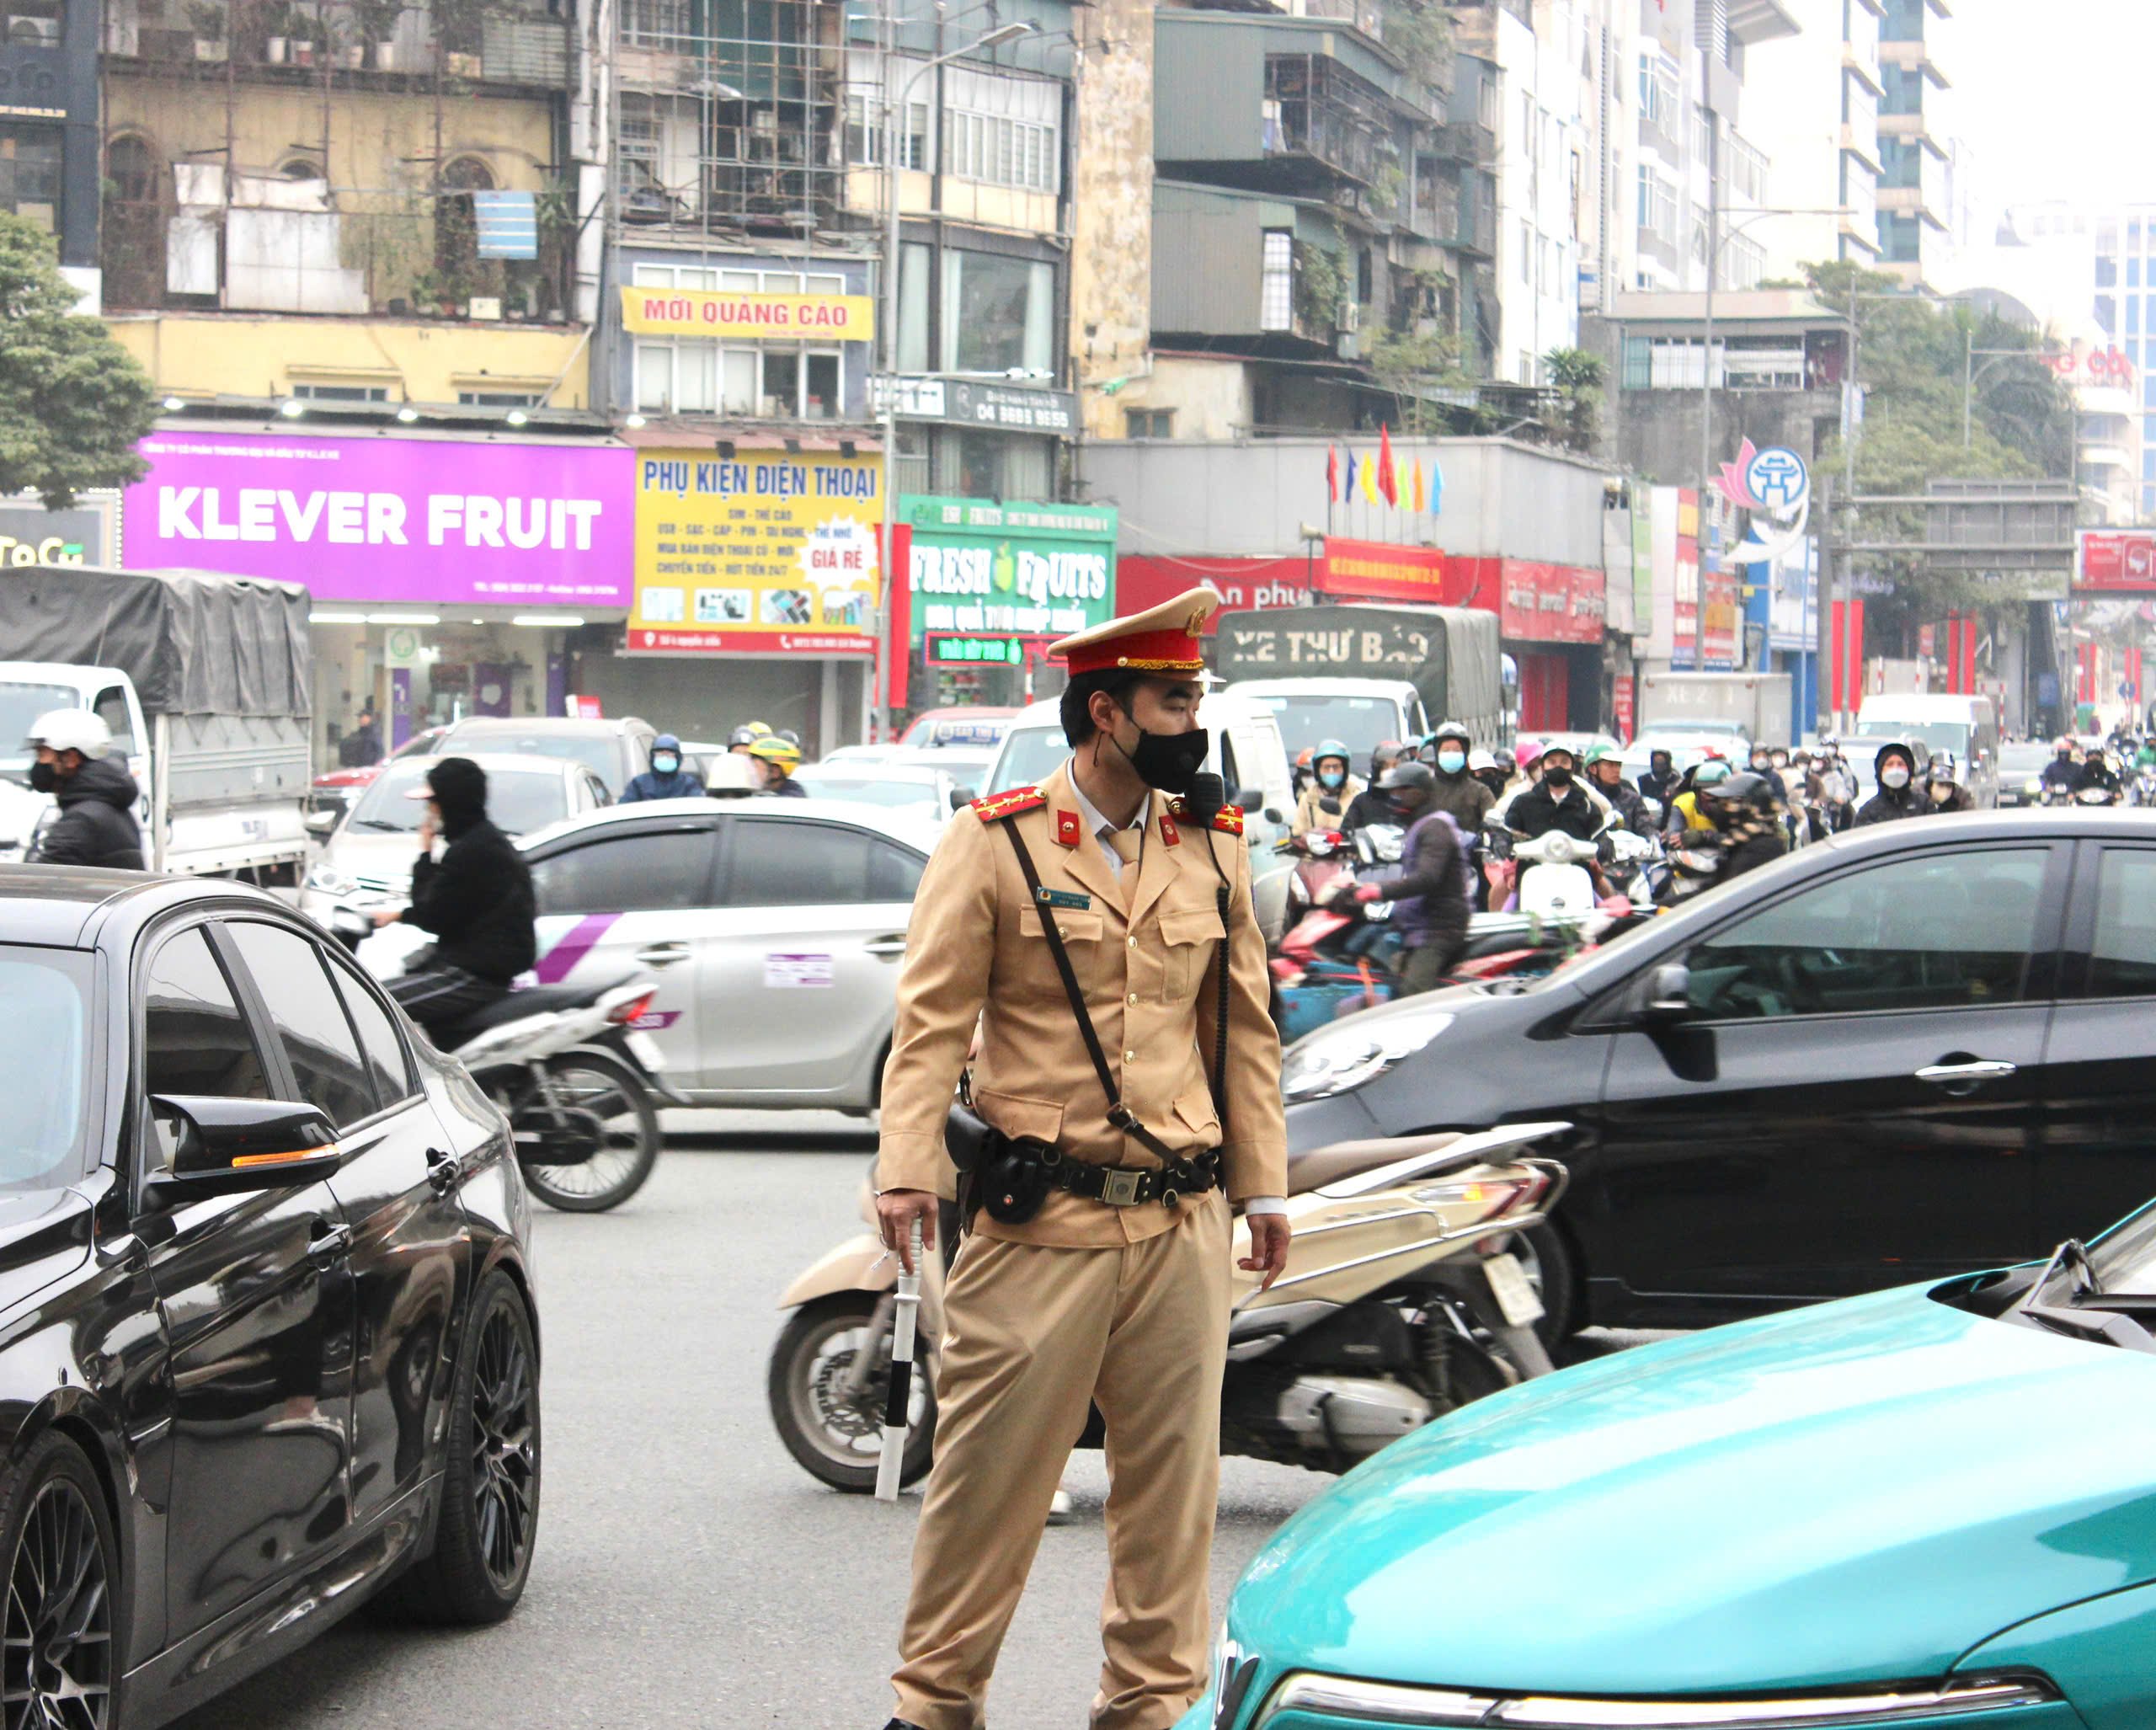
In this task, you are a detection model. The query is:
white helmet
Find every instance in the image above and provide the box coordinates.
[24,709,110,760]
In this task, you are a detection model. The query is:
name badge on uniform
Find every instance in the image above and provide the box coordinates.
[1035,888,1092,911]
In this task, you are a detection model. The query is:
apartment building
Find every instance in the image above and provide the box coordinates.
[1741,0,1888,280]
[1875,0,1949,287]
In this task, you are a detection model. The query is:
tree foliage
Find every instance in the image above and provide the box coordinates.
[1800,259,2076,640]
[1540,345,1604,452]
[0,216,160,510]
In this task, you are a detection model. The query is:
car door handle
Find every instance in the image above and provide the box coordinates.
[864,936,908,958]
[425,1146,464,1194]
[636,942,691,967]
[1915,1059,2020,1087]
[307,1220,353,1264]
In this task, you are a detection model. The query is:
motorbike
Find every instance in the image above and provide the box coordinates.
[1270,826,1406,1040]
[767,1124,1572,1491]
[328,905,673,1212]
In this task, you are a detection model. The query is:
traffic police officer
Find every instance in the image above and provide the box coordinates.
[873,587,1290,1730]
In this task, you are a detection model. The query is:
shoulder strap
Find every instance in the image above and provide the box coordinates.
[996,818,1181,1166]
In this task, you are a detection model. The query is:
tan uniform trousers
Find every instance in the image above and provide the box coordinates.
[891,1192,1232,1730]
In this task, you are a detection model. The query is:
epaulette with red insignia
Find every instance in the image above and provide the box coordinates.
[1168,797,1245,836]
[969,785,1047,823]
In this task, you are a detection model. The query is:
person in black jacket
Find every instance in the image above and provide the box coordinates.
[1636,748,1678,809]
[1349,762,1470,992]
[1342,741,1406,832]
[1854,741,1931,826]
[375,756,536,1040]
[24,710,145,870]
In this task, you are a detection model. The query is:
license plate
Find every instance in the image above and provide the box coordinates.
[626,1030,666,1071]
[1482,1252,1545,1327]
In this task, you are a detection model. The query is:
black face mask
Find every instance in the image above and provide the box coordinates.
[1543,766,1573,789]
[28,761,56,793]
[1388,797,1422,820]
[1117,724,1209,794]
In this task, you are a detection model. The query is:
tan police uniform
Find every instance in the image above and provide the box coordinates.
[878,589,1287,1730]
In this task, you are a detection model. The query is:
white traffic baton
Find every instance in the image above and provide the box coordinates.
[874,1217,925,1502]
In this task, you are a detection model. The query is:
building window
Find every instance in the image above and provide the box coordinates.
[1,0,61,46]
[845,94,931,171]
[1518,218,1532,281]
[457,390,544,407]
[0,125,60,233]
[291,382,388,402]
[943,109,1058,194]
[1476,75,1496,131]
[1124,408,1172,439]
[630,264,854,419]
[1259,228,1292,331]
[940,249,1054,376]
[897,241,931,371]
[1728,134,1767,204]
[1636,164,1677,245]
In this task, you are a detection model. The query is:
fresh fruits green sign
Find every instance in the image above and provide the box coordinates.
[901,495,1117,650]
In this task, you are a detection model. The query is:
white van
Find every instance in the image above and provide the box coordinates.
[1854,693,2002,806]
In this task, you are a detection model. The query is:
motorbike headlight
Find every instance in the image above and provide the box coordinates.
[1282,1005,1455,1102]
[2024,778,2042,794]
[306,864,357,896]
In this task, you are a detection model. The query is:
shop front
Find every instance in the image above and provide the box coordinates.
[896,495,1117,711]
[613,435,883,753]
[119,427,633,758]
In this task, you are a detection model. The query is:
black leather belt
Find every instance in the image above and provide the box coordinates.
[1033,1145,1220,1209]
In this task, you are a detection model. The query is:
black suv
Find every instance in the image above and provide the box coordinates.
[1282,809,2156,1337]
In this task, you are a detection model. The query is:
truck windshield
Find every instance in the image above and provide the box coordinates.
[0,685,81,772]
[1255,696,1403,767]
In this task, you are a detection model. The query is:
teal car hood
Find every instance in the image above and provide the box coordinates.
[1234,1284,2156,1695]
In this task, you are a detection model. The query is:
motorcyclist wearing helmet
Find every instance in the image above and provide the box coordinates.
[22,710,144,870]
[2074,743,2124,799]
[2136,735,2156,773]
[1636,748,1678,809]
[2040,737,2080,791]
[728,721,771,756]
[622,732,707,803]
[1342,741,1406,833]
[1350,761,1470,994]
[1496,744,1609,843]
[1666,771,1786,902]
[1855,741,1929,825]
[1662,756,1732,836]
[1424,721,1496,831]
[1747,743,1790,803]
[1292,738,1362,836]
[1584,745,1652,836]
[1468,748,1509,804]
[1927,753,1977,814]
[749,734,808,797]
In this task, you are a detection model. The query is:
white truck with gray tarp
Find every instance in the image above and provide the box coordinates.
[0,565,314,878]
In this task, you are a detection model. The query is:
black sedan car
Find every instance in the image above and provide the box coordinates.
[0,868,538,1729]
[1283,809,2156,1338]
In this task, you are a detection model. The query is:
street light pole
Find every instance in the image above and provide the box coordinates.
[872,17,1035,739]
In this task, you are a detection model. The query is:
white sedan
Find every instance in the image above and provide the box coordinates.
[792,760,981,825]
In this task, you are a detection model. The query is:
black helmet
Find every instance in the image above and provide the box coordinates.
[1700,769,1775,814]
[1428,720,1473,750]
[1369,740,1405,778]
[1378,761,1437,796]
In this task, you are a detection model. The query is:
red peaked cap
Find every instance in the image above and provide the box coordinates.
[1048,587,1220,677]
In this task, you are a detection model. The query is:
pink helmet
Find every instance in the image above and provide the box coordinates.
[1513,739,1545,772]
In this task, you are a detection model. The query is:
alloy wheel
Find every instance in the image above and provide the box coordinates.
[471,1306,538,1591]
[3,1478,110,1730]
[787,1309,930,1475]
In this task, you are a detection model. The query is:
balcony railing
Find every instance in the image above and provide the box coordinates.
[104,0,570,88]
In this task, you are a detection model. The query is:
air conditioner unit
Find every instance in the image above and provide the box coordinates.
[1337,299,1359,332]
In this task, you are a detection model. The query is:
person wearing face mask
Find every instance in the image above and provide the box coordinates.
[21,710,144,870]
[1422,721,1497,830]
[2073,743,2124,799]
[1926,754,1976,814]
[1292,739,1362,836]
[1636,748,1678,809]
[1468,747,1510,803]
[1342,740,1406,833]
[748,734,808,797]
[1747,745,1790,803]
[621,732,707,803]
[868,589,1288,1730]
[2040,737,2080,793]
[1855,742,1929,825]
[1349,760,1470,993]
[371,756,536,1039]
[1497,744,1611,843]
[1584,745,1652,836]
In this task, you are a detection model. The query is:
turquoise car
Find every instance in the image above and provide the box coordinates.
[1181,1204,2156,1730]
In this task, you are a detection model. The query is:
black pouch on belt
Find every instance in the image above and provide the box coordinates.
[945,1100,997,1174]
[979,1138,1057,1225]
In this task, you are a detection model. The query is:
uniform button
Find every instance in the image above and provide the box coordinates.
[1128,992,1139,1004]
[1128,936,1138,948]
[1124,1049,1136,1062]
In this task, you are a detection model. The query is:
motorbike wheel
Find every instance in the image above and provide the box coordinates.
[768,1292,936,1493]
[515,1049,660,1214]
[1510,1223,1577,1345]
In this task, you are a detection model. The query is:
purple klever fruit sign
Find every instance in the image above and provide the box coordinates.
[120,431,634,606]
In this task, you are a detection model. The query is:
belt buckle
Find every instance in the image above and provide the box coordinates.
[1100,1167,1145,1207]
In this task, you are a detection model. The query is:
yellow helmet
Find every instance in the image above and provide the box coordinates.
[746,720,773,736]
[749,735,801,772]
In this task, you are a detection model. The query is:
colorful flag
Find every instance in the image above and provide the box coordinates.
[1411,458,1426,514]
[1429,454,1445,515]
[1326,444,1340,503]
[1344,451,1358,502]
[1377,424,1398,506]
[1359,448,1380,505]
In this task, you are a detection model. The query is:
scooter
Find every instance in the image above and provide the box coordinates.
[767,1123,1572,1491]
[328,906,673,1212]
[1270,827,1407,1039]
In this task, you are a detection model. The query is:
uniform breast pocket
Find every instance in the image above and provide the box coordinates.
[1019,907,1103,990]
[1158,906,1225,1001]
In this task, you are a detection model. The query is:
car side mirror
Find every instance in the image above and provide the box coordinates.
[949,785,976,811]
[1642,962,1693,1023]
[1263,807,1284,825]
[305,809,340,837]
[142,1095,342,1199]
